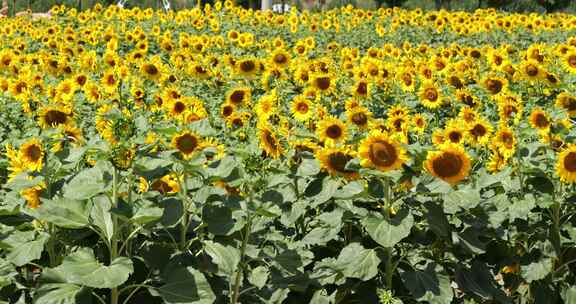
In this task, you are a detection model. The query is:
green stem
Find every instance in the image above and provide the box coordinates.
[179,172,190,252]
[231,214,252,304]
[111,168,120,304]
[382,176,394,290]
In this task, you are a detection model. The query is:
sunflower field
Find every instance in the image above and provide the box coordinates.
[1,2,576,304]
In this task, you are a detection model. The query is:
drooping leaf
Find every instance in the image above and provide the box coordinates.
[203,241,240,278]
[45,248,133,289]
[335,243,380,281]
[35,197,90,229]
[34,283,89,304]
[521,258,553,283]
[3,231,49,267]
[362,209,414,248]
[156,266,216,304]
[400,264,454,304]
[89,195,114,242]
[63,166,106,200]
[249,266,269,289]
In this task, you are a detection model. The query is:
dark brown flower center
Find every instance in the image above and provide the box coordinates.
[369,141,397,167]
[486,79,503,94]
[176,134,198,154]
[230,90,245,104]
[44,110,68,126]
[328,152,353,174]
[432,152,463,178]
[424,87,438,101]
[240,60,256,73]
[534,113,550,128]
[25,145,42,161]
[326,125,342,139]
[315,77,331,90]
[564,152,576,172]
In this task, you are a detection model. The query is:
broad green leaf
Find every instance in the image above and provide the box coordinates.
[362,209,414,248]
[90,195,114,242]
[302,209,343,245]
[310,289,336,304]
[455,262,511,303]
[562,286,576,304]
[157,266,216,304]
[400,264,453,304]
[35,198,90,229]
[206,156,237,179]
[203,241,240,278]
[443,187,480,214]
[333,181,364,199]
[521,258,553,283]
[336,243,380,281]
[296,157,320,177]
[4,232,49,267]
[46,248,133,289]
[131,199,163,224]
[305,177,339,207]
[248,266,269,289]
[203,204,237,236]
[63,166,106,200]
[0,259,17,288]
[34,284,88,304]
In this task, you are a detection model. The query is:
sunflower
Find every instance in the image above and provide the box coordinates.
[56,79,78,103]
[529,108,551,132]
[556,144,576,183]
[142,174,180,195]
[38,105,73,129]
[21,182,46,209]
[269,49,291,68]
[425,143,471,185]
[487,149,509,173]
[398,69,415,92]
[290,138,319,155]
[259,127,283,159]
[315,146,358,179]
[519,59,544,81]
[497,94,524,125]
[346,106,372,130]
[291,95,314,122]
[140,61,162,82]
[491,126,516,157]
[358,131,407,172]
[101,69,118,94]
[255,93,278,119]
[419,81,443,109]
[444,124,466,145]
[172,131,202,160]
[482,76,507,95]
[412,114,427,134]
[226,87,251,107]
[316,116,348,145]
[562,50,576,74]
[555,92,576,117]
[220,102,235,119]
[351,79,370,99]
[162,95,186,117]
[235,57,260,78]
[310,73,336,95]
[467,118,493,146]
[20,138,44,172]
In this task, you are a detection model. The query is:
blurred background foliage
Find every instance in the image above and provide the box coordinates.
[5,0,576,14]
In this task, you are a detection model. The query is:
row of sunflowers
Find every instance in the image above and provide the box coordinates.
[0,2,575,304]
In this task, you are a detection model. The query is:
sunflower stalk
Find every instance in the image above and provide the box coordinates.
[179,172,189,252]
[110,167,120,304]
[382,176,395,290]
